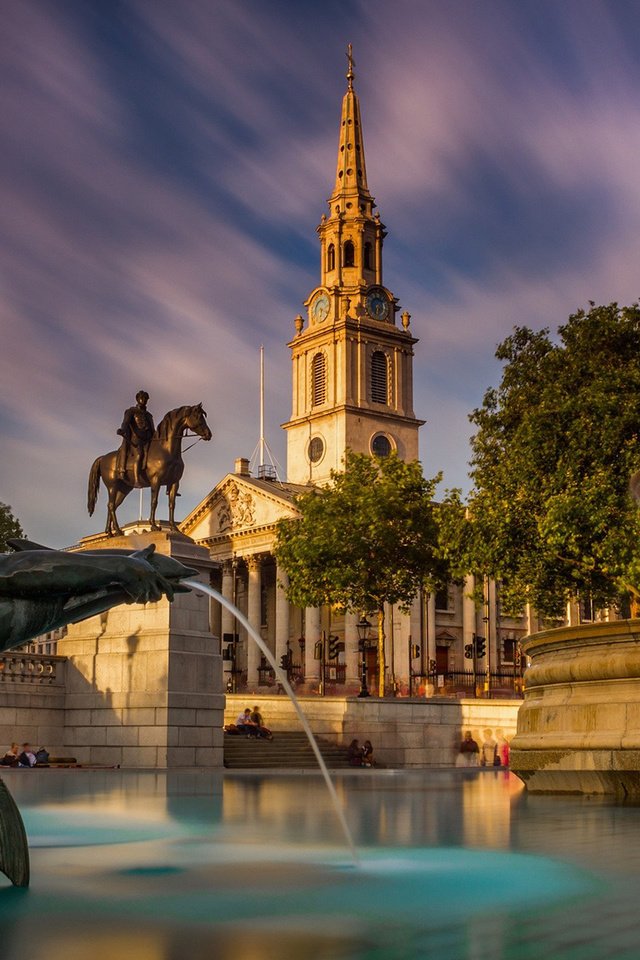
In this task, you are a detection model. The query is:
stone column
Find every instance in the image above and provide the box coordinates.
[275,563,290,667]
[220,559,235,643]
[488,578,498,672]
[462,575,476,647]
[394,606,413,693]
[344,611,360,688]
[246,554,263,687]
[426,592,436,667]
[304,606,321,686]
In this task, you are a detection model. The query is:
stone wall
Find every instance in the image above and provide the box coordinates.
[225,694,521,767]
[0,653,67,753]
[57,530,224,769]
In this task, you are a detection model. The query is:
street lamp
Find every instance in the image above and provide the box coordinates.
[356,616,372,698]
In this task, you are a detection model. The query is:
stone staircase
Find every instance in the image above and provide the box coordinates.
[223,731,350,769]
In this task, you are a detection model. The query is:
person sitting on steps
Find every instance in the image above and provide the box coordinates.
[361,740,375,767]
[250,706,273,740]
[347,739,362,766]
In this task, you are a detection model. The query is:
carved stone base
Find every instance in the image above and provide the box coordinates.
[0,778,29,887]
[511,620,640,795]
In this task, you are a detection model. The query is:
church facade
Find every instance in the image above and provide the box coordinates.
[182,55,532,698]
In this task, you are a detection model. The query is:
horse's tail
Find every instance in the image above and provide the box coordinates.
[87,457,101,516]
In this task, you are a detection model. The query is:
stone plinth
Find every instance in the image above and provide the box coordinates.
[511,619,640,795]
[58,529,223,768]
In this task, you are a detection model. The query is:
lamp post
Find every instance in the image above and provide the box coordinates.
[356,616,372,698]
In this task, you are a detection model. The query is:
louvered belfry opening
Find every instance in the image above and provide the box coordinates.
[312,353,326,406]
[371,351,388,404]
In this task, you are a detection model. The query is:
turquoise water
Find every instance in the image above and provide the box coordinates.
[0,768,637,959]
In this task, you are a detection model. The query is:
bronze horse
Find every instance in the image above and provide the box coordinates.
[88,403,212,536]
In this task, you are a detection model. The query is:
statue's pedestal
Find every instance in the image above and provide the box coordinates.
[511,620,640,795]
[58,529,223,768]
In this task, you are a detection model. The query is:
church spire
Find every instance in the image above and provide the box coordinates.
[330,43,372,216]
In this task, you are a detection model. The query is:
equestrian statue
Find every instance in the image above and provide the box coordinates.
[88,393,212,536]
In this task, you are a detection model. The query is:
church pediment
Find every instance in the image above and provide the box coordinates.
[182,475,301,543]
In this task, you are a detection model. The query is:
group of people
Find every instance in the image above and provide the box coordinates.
[347,739,375,767]
[1,742,49,768]
[456,729,509,768]
[226,707,274,740]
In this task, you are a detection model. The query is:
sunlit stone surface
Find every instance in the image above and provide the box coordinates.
[511,620,640,795]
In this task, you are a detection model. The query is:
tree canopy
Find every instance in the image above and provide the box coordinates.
[441,302,640,618]
[274,452,445,695]
[0,502,23,554]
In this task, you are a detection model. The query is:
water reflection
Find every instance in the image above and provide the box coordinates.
[0,769,635,960]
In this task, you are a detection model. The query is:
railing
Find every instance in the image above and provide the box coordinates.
[424,669,524,699]
[0,653,66,686]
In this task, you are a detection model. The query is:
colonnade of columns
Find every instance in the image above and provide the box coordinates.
[217,559,508,694]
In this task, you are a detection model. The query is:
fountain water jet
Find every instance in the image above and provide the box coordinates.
[185,579,359,864]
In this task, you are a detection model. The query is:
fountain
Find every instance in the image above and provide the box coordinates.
[1,553,632,958]
[184,579,358,863]
[510,618,640,795]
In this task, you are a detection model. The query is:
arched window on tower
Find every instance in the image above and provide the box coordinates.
[343,239,355,267]
[364,242,372,270]
[312,353,326,406]
[327,243,335,272]
[371,351,389,404]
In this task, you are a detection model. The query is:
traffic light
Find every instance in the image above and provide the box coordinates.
[314,639,323,660]
[411,643,421,659]
[464,644,473,660]
[474,635,486,659]
[328,636,340,659]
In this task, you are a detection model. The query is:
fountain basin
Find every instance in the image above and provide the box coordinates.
[511,619,640,795]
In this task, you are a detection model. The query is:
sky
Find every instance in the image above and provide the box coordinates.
[3,0,640,547]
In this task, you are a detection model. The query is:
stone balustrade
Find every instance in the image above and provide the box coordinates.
[0,653,66,687]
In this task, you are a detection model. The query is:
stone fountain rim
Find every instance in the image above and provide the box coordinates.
[522,618,640,658]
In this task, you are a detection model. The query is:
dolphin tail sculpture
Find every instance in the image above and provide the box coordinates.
[0,778,29,887]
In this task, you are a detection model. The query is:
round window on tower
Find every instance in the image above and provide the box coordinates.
[308,436,325,464]
[371,433,393,458]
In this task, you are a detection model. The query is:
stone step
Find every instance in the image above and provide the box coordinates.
[223,731,351,769]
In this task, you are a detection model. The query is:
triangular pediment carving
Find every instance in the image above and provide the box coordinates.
[183,475,301,543]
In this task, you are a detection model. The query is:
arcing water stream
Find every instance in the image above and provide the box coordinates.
[184,579,358,864]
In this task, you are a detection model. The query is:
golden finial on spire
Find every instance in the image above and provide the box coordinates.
[346,43,355,90]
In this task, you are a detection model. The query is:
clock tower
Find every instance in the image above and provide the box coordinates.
[283,46,424,484]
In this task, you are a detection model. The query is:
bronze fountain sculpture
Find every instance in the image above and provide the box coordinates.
[0,394,211,887]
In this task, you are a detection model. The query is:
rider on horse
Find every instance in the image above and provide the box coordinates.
[116,390,155,485]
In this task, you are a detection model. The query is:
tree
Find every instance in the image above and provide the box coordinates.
[274,452,445,696]
[0,502,23,553]
[441,302,640,618]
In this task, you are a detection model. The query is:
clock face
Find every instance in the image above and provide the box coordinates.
[366,288,389,321]
[312,292,330,323]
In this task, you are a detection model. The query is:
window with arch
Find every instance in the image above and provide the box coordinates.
[371,351,389,404]
[327,243,335,272]
[311,353,326,406]
[343,239,355,267]
[364,241,372,270]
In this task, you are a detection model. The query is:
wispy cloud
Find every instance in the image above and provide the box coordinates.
[3,0,640,543]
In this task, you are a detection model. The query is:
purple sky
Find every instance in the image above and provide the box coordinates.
[3,0,640,547]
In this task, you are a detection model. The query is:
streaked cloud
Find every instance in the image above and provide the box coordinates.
[2,0,640,543]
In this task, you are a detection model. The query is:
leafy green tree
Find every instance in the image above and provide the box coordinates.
[441,303,640,618]
[275,452,445,696]
[0,502,23,553]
